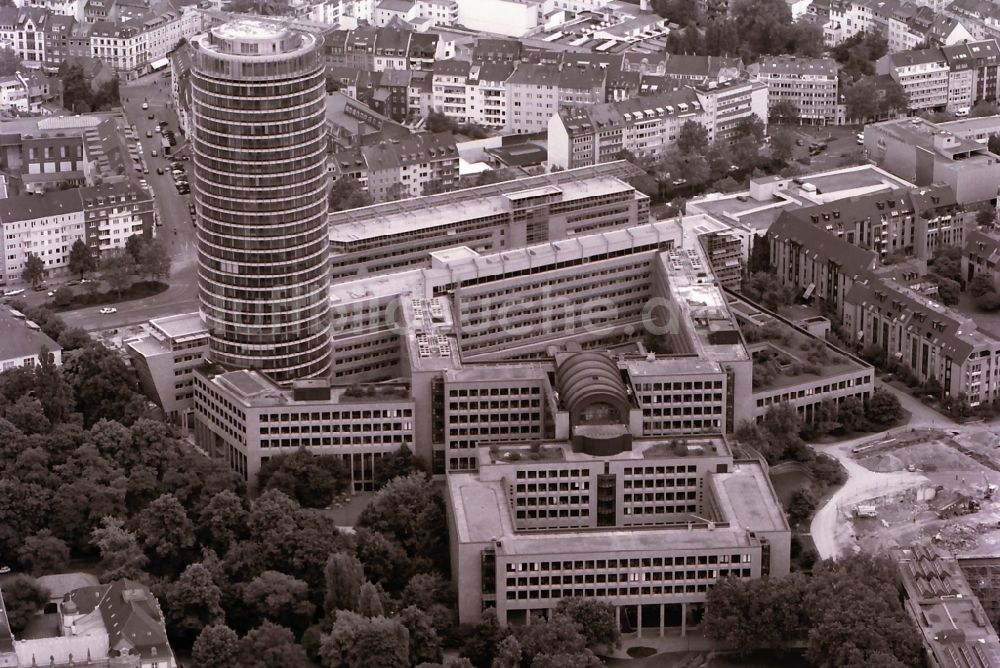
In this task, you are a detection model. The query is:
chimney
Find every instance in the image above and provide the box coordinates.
[640,0,650,9]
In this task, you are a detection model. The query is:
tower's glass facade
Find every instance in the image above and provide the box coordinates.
[191,20,331,382]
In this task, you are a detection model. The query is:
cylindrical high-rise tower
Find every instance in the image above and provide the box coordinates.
[191,19,331,382]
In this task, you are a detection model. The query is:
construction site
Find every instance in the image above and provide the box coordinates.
[840,428,1000,555]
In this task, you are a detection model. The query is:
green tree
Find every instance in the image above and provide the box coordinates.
[193,625,240,668]
[844,77,879,122]
[704,573,809,655]
[676,119,709,155]
[971,100,996,117]
[358,581,384,617]
[68,238,95,280]
[1,575,49,633]
[100,248,137,298]
[732,114,765,142]
[358,472,448,572]
[837,396,868,432]
[17,529,70,574]
[554,598,618,647]
[865,388,903,429]
[21,252,45,288]
[165,562,225,646]
[62,342,144,427]
[0,46,20,76]
[787,487,818,527]
[398,605,443,666]
[805,555,925,667]
[237,621,312,668]
[329,177,373,212]
[491,636,522,668]
[242,570,316,634]
[324,551,365,613]
[930,245,962,282]
[514,615,588,665]
[134,492,196,569]
[425,110,458,134]
[770,100,799,123]
[320,610,410,668]
[256,448,348,508]
[459,608,503,668]
[139,237,171,280]
[770,127,795,164]
[90,515,148,582]
[59,62,92,113]
[373,445,426,488]
[198,489,248,554]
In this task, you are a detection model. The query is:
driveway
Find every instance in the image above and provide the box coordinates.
[809,431,930,559]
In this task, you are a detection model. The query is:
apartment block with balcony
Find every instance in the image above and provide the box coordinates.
[78,180,154,253]
[0,189,84,285]
[329,131,458,203]
[749,55,839,125]
[962,229,1000,290]
[843,276,1000,406]
[876,48,950,110]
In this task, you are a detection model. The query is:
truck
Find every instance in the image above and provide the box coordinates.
[853,505,878,518]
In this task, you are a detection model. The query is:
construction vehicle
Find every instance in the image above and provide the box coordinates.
[853,504,878,518]
[984,474,997,500]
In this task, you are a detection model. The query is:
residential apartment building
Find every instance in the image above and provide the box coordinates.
[548,78,768,169]
[78,180,154,253]
[876,48,950,111]
[329,131,459,202]
[431,58,470,122]
[962,229,1000,290]
[0,6,48,69]
[661,54,743,85]
[768,213,879,318]
[775,185,965,262]
[749,55,839,125]
[0,189,84,285]
[823,0,973,51]
[864,116,1000,204]
[843,276,1000,406]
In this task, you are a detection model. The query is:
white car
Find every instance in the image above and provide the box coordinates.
[46,290,55,297]
[99,307,117,314]
[2,288,24,296]
[141,101,149,110]
[0,565,9,574]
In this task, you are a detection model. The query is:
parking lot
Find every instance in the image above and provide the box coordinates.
[779,123,866,172]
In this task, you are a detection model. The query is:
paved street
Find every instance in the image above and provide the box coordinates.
[65,73,200,332]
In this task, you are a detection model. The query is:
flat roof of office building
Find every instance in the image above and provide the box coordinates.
[447,474,755,552]
[150,312,206,341]
[709,461,789,533]
[329,176,635,243]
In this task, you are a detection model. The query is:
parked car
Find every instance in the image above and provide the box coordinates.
[2,288,24,297]
[99,307,117,314]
